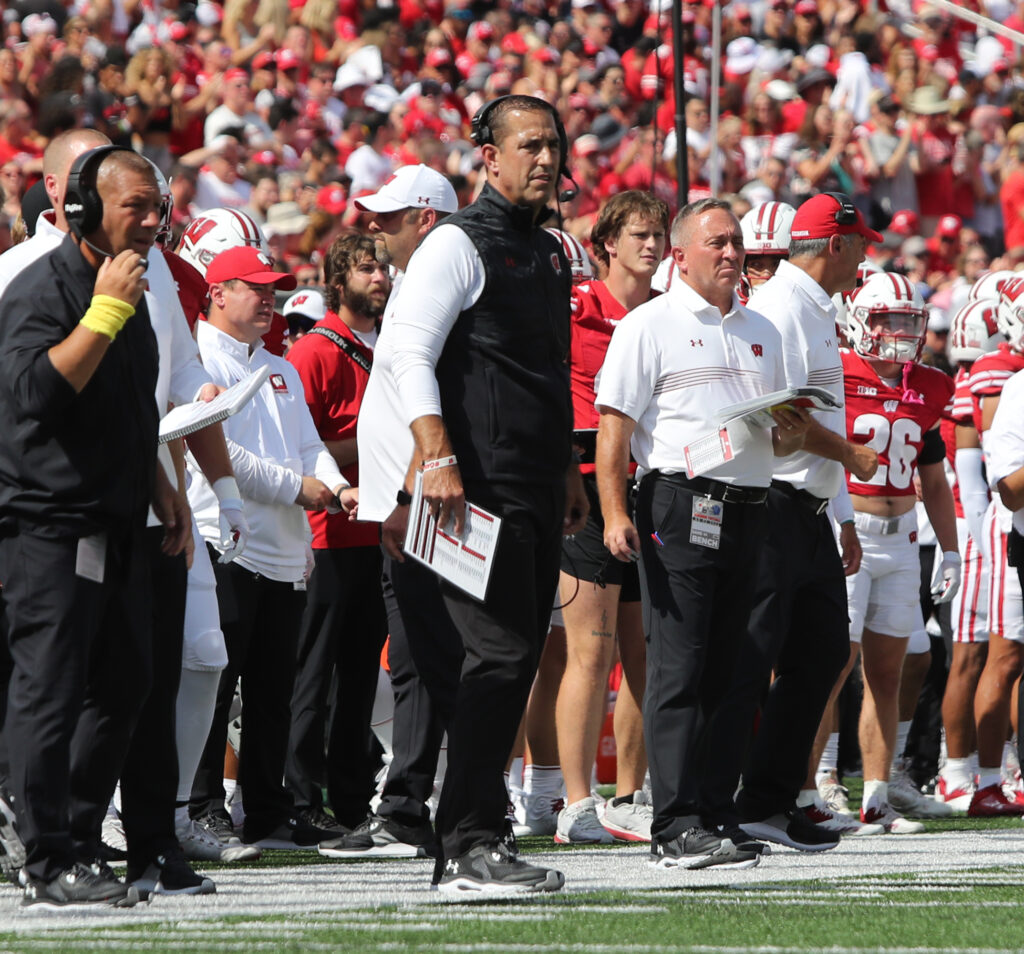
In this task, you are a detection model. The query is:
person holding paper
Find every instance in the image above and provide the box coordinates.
[595,197,809,871]
[388,96,588,895]
[700,191,882,852]
[185,245,357,851]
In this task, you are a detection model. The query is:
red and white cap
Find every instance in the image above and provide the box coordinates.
[889,209,919,237]
[354,164,458,214]
[206,246,297,290]
[935,214,962,239]
[790,193,883,244]
[283,289,327,323]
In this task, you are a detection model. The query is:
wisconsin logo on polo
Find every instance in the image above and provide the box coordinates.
[751,343,763,357]
[550,253,562,274]
[269,373,288,392]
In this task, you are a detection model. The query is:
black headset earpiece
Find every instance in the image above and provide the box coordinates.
[470,95,570,184]
[63,144,133,238]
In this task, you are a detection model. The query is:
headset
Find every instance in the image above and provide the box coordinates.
[64,144,135,237]
[63,144,148,267]
[471,95,578,201]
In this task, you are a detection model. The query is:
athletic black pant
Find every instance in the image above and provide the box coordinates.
[190,553,305,835]
[427,480,563,864]
[376,554,463,825]
[1,526,152,882]
[702,485,850,825]
[285,546,387,828]
[119,527,187,867]
[634,473,768,841]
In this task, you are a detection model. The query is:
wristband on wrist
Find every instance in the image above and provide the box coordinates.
[79,294,135,341]
[421,455,457,472]
[212,475,242,506]
[396,489,412,506]
[840,519,854,526]
[942,550,962,565]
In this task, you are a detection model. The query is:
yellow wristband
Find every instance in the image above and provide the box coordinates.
[79,294,135,341]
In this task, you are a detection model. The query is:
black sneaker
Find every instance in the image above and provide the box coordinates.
[295,807,348,841]
[22,861,139,908]
[716,824,772,857]
[0,786,26,884]
[650,826,761,870]
[319,814,436,859]
[739,808,840,852]
[242,814,321,850]
[127,845,216,900]
[435,843,564,897]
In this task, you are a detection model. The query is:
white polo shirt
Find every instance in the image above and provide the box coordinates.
[188,320,345,582]
[595,277,786,487]
[747,259,846,500]
[987,368,1024,534]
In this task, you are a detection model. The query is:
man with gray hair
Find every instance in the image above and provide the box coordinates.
[596,197,809,871]
[702,191,882,852]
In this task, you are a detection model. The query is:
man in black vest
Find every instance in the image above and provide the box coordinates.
[388,95,588,896]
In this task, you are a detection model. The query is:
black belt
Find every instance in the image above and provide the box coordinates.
[771,479,829,515]
[649,471,768,505]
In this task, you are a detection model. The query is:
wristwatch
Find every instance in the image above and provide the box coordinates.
[396,489,412,507]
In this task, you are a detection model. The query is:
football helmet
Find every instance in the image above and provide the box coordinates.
[147,161,173,248]
[968,269,1017,303]
[997,274,1024,351]
[176,207,272,276]
[949,300,1002,365]
[847,271,927,363]
[740,201,796,256]
[545,228,594,285]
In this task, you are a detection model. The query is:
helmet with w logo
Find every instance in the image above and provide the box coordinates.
[176,207,271,276]
[847,271,926,363]
[740,201,796,256]
[949,300,1002,364]
[997,274,1024,351]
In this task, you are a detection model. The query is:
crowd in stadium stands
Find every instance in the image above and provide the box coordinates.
[5,0,1024,905]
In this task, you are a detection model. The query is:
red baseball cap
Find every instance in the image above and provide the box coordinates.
[251,51,274,71]
[790,193,883,243]
[206,247,297,290]
[794,0,818,14]
[317,184,347,215]
[276,48,301,71]
[223,67,249,84]
[502,32,529,54]
[936,213,962,239]
[889,209,919,236]
[425,48,453,68]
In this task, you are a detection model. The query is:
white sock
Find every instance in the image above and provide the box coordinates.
[1003,739,1019,777]
[969,751,980,778]
[174,804,190,835]
[942,757,973,790]
[175,667,221,803]
[816,733,839,780]
[978,767,1002,790]
[862,779,888,810]
[795,788,817,808]
[523,764,564,798]
[508,757,524,797]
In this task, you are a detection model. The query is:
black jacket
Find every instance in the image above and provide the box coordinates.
[436,184,573,486]
[0,235,159,537]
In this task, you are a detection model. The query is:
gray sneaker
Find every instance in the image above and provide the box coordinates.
[191,811,262,862]
[436,843,564,897]
[23,861,139,908]
[650,827,761,870]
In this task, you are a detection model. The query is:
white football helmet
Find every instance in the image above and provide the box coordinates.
[847,271,927,363]
[997,274,1024,351]
[968,269,1017,304]
[144,158,173,248]
[740,201,796,256]
[949,300,1003,365]
[545,228,594,285]
[176,207,272,276]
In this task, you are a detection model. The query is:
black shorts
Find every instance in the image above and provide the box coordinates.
[561,472,641,601]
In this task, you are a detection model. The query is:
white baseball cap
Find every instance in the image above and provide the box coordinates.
[283,289,327,323]
[354,164,458,214]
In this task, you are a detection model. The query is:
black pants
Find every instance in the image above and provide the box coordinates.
[428,480,563,863]
[119,527,187,865]
[703,486,850,824]
[634,473,767,841]
[1,526,152,881]
[377,553,463,824]
[190,554,305,833]
[284,546,387,827]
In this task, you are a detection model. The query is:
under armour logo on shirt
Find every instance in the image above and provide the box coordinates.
[690,339,703,347]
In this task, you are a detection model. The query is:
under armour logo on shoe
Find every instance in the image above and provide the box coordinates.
[445,859,459,874]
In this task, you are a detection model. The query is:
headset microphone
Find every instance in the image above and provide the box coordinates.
[79,234,148,271]
[558,172,580,204]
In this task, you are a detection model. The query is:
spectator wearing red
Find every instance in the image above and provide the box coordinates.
[924,213,963,278]
[1000,141,1024,258]
[910,85,957,236]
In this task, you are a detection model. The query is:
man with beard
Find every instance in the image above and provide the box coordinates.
[283,234,392,834]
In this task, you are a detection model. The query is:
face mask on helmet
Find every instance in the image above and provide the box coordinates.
[847,272,926,363]
[740,202,795,288]
[545,227,594,285]
[997,275,1024,352]
[144,158,173,248]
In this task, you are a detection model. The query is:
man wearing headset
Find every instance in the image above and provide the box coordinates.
[0,147,190,908]
[387,95,588,895]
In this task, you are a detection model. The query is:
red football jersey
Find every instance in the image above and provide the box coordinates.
[942,366,972,519]
[968,342,1024,434]
[842,349,954,497]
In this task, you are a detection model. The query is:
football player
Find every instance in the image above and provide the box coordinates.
[737,200,796,304]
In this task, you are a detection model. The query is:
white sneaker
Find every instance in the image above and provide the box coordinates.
[102,806,127,856]
[515,793,564,837]
[798,801,883,836]
[935,773,975,812]
[889,768,953,818]
[554,797,614,845]
[815,772,851,816]
[861,801,925,834]
[600,790,653,842]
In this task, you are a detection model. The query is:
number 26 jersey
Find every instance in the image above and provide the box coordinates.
[841,348,954,497]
